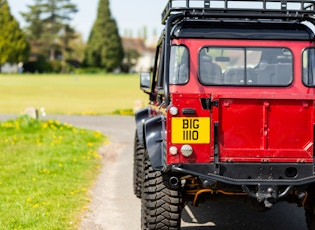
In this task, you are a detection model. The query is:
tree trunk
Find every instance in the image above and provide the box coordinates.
[49,47,55,61]
[61,26,66,73]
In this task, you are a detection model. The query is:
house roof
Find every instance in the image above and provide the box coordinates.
[122,37,154,53]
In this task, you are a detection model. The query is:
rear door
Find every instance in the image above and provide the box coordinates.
[212,96,314,163]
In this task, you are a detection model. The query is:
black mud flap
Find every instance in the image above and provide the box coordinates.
[144,116,166,171]
[135,108,150,146]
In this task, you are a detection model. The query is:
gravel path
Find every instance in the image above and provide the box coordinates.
[43,115,141,230]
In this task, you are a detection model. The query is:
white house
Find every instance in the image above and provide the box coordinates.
[122,37,156,73]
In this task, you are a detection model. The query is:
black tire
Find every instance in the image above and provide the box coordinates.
[305,186,315,230]
[133,130,145,198]
[141,153,182,230]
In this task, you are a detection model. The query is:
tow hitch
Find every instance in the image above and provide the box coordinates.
[242,185,293,208]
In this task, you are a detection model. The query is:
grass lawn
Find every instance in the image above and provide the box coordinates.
[0,115,105,229]
[0,74,149,115]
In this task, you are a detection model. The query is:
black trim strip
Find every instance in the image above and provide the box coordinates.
[214,122,220,174]
[172,165,315,186]
[182,108,196,115]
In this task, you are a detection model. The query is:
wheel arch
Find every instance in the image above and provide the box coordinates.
[144,115,166,171]
[135,108,150,146]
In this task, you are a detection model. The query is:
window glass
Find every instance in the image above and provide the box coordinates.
[302,48,315,87]
[199,47,293,86]
[169,46,189,84]
[156,44,164,89]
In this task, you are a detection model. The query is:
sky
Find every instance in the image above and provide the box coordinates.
[6,0,166,41]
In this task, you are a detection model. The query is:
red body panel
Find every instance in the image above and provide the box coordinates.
[217,98,314,162]
[167,94,212,164]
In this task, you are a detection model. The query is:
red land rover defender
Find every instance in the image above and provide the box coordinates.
[134,0,315,229]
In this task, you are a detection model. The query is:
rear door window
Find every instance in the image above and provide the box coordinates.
[302,48,315,87]
[169,45,189,85]
[199,47,293,86]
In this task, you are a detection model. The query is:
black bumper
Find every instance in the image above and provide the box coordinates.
[171,163,315,186]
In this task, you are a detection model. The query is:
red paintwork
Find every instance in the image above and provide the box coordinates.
[166,39,315,164]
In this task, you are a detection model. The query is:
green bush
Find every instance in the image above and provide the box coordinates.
[111,108,134,115]
[24,55,52,73]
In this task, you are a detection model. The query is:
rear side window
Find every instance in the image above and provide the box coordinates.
[169,46,189,85]
[199,47,293,86]
[302,48,315,87]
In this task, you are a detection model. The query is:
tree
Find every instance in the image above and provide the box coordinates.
[66,32,85,63]
[0,0,29,71]
[121,49,140,73]
[137,26,147,42]
[84,0,123,72]
[22,0,77,62]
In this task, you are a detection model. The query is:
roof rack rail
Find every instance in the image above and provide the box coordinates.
[162,0,315,24]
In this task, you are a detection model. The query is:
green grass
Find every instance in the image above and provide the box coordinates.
[0,74,148,115]
[0,115,105,229]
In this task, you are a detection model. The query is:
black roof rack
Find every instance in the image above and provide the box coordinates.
[162,0,315,24]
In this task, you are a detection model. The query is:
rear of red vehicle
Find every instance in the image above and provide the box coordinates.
[167,37,315,180]
[135,0,315,229]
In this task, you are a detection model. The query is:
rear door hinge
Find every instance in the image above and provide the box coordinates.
[200,98,219,110]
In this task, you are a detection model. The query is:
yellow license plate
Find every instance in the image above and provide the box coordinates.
[171,117,210,144]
